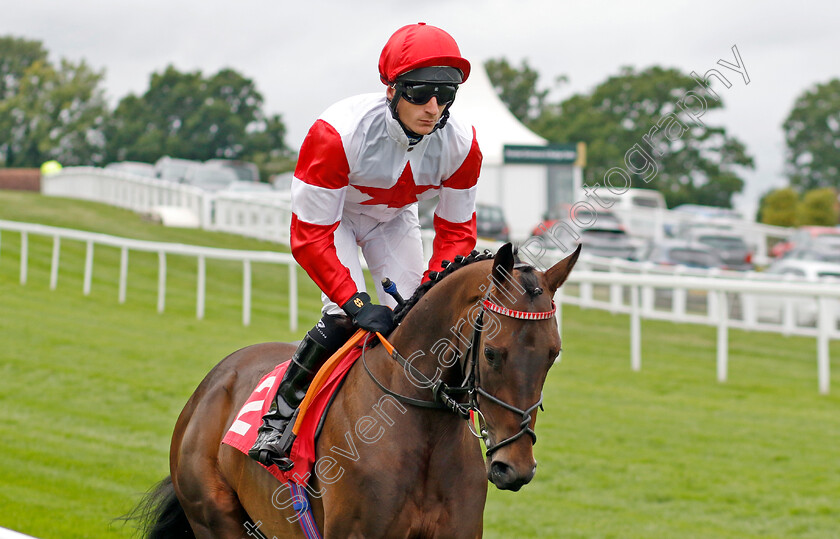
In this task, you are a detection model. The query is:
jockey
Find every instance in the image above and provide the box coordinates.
[250,22,482,470]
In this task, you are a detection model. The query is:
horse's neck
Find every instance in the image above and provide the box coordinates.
[385,268,484,391]
[331,270,486,471]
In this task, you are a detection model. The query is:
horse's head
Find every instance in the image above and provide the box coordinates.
[475,243,579,491]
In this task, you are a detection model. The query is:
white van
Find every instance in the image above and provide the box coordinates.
[587,188,667,242]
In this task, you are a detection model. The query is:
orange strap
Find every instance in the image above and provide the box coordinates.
[291,330,399,435]
[375,331,395,356]
[292,329,368,435]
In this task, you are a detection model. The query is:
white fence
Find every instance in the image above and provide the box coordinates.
[0,220,300,331]
[41,167,294,243]
[561,267,838,395]
[1,219,836,394]
[540,252,840,337]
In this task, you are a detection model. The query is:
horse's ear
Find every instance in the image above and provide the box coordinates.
[492,243,515,288]
[545,244,581,295]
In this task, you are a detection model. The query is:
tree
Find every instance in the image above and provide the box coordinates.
[484,58,556,125]
[105,65,290,166]
[0,36,47,100]
[796,187,838,226]
[498,65,753,208]
[783,79,840,191]
[0,41,109,167]
[243,113,297,178]
[758,188,797,227]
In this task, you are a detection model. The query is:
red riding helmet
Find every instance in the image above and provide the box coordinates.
[379,23,471,85]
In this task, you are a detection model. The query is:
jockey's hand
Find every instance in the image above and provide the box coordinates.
[341,292,395,334]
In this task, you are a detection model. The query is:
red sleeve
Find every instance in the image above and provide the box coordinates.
[424,130,482,280]
[290,120,358,306]
[290,217,358,306]
[425,213,478,281]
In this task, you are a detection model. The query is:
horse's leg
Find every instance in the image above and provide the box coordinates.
[221,445,320,538]
[164,343,306,537]
[175,452,250,538]
[172,370,253,538]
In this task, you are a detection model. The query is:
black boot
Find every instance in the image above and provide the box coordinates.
[248,315,354,470]
[248,334,329,469]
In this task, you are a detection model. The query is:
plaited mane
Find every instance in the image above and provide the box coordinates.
[392,249,495,326]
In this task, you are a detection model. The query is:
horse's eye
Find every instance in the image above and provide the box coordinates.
[484,346,501,367]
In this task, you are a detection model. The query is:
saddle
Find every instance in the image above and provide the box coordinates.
[221,330,367,485]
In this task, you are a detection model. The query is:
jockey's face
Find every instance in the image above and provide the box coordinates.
[387,86,447,136]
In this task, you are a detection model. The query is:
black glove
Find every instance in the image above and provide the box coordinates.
[341,292,395,334]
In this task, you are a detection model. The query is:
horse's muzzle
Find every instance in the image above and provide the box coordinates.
[487,459,537,491]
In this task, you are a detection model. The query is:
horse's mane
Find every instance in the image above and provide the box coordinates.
[390,245,552,328]
[392,249,495,326]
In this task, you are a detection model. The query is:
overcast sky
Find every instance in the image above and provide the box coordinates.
[3,0,838,215]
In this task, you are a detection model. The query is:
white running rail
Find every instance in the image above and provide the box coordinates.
[1,219,836,394]
[0,220,300,331]
[41,167,294,243]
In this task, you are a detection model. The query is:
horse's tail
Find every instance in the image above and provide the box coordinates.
[122,476,195,538]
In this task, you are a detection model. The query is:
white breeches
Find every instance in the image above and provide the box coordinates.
[323,207,424,316]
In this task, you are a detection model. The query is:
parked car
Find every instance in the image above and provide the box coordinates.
[205,159,260,183]
[641,239,724,269]
[667,217,737,239]
[771,226,840,259]
[680,227,753,270]
[532,204,624,236]
[475,203,510,242]
[420,202,510,242]
[104,161,156,178]
[588,188,667,242]
[578,226,637,259]
[155,156,202,182]
[751,259,840,325]
[182,164,239,192]
[783,245,840,264]
[529,207,636,260]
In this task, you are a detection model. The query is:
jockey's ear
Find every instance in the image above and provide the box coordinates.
[545,244,581,295]
[491,243,515,289]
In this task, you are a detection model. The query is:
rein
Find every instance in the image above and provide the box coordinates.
[360,298,557,457]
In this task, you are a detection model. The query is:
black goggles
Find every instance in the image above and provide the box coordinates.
[399,82,458,106]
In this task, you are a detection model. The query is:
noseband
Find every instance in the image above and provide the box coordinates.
[361,296,557,457]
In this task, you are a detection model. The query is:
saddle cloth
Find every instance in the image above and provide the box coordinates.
[221,332,366,485]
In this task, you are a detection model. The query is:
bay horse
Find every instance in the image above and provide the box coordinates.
[134,243,579,538]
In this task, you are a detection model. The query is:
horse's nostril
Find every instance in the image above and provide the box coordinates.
[488,460,535,492]
[489,461,513,481]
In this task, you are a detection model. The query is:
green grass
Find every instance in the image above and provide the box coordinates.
[1,192,839,538]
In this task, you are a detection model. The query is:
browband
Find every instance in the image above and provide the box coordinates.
[482,300,557,320]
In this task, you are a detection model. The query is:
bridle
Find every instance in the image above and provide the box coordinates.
[361,294,557,457]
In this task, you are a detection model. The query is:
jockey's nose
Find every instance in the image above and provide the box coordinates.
[425,96,440,112]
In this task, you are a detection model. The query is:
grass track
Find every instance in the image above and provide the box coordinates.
[1,192,838,538]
